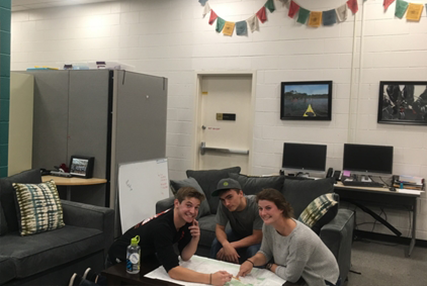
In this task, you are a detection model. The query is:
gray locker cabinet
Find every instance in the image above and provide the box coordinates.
[28,70,167,207]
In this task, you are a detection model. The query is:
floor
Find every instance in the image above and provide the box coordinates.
[346,239,427,286]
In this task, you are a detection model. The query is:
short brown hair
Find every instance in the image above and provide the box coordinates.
[256,188,294,218]
[175,187,205,203]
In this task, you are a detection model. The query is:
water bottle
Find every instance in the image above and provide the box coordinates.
[126,235,141,274]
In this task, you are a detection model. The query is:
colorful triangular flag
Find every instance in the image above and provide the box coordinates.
[384,0,395,10]
[257,6,268,23]
[288,1,300,18]
[236,20,248,36]
[209,9,218,25]
[199,0,208,6]
[265,0,276,13]
[323,9,337,26]
[297,8,310,24]
[406,3,423,21]
[203,2,211,18]
[336,4,348,22]
[347,0,358,14]
[216,17,225,32]
[246,14,259,33]
[395,0,409,18]
[223,21,235,36]
[308,12,322,27]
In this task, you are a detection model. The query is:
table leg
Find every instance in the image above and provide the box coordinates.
[66,186,71,201]
[407,199,417,257]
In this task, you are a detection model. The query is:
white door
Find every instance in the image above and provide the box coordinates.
[194,73,254,174]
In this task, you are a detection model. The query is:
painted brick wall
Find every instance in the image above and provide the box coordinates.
[0,0,11,178]
[10,0,427,239]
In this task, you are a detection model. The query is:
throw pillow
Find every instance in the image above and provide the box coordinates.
[13,180,65,236]
[281,177,335,218]
[229,173,285,196]
[186,166,241,214]
[298,193,338,234]
[170,177,211,218]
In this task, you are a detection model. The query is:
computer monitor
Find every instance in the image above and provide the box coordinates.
[343,144,393,176]
[282,143,327,175]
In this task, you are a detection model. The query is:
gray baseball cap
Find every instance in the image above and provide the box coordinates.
[211,178,242,197]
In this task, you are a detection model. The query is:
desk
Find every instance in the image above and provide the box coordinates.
[334,182,421,256]
[42,175,107,201]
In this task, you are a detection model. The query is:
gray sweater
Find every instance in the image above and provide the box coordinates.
[259,220,339,286]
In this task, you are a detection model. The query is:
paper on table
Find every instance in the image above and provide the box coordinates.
[144,255,285,286]
[397,189,423,195]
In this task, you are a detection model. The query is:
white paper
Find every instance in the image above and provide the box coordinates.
[144,255,285,286]
[397,189,423,195]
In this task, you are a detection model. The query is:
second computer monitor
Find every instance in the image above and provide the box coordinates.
[282,142,327,173]
[343,143,393,175]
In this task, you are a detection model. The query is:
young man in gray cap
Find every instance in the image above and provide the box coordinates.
[210,178,263,264]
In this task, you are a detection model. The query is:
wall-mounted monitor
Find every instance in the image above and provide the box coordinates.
[343,144,393,175]
[280,81,332,121]
[282,142,327,173]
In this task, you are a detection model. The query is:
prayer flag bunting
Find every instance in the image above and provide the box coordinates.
[236,20,248,36]
[288,1,300,18]
[199,0,208,6]
[203,2,211,18]
[384,0,395,10]
[395,0,409,18]
[308,12,322,27]
[265,0,276,13]
[216,17,225,32]
[406,3,423,21]
[209,9,218,25]
[297,8,310,24]
[347,0,358,14]
[223,21,235,36]
[257,6,268,23]
[246,14,259,33]
[336,4,348,22]
[323,9,337,26]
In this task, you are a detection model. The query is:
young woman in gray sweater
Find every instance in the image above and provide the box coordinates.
[237,188,340,286]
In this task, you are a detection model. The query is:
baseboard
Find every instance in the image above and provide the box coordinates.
[354,230,427,248]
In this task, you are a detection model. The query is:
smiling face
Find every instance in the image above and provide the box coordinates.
[219,189,245,212]
[174,197,200,224]
[258,199,284,225]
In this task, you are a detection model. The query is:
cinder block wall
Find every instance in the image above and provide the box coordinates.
[10,1,427,239]
[0,0,11,178]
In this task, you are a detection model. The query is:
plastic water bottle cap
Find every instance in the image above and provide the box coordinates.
[131,235,140,246]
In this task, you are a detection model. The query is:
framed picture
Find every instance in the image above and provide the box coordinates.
[280,81,332,121]
[378,81,427,125]
[69,156,94,178]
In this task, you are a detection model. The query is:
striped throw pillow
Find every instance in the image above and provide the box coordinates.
[298,193,338,234]
[13,180,65,236]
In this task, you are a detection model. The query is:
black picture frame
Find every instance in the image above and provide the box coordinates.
[378,81,427,125]
[69,156,94,178]
[280,81,332,121]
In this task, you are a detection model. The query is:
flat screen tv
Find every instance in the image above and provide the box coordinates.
[282,143,327,172]
[343,144,393,175]
[280,81,332,121]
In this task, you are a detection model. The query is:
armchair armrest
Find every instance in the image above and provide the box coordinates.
[61,200,115,259]
[156,197,175,213]
[320,208,354,282]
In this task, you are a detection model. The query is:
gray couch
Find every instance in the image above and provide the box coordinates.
[156,168,355,282]
[0,169,114,286]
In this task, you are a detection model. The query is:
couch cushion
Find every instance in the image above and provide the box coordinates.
[229,173,285,196]
[170,177,211,218]
[0,204,8,236]
[186,167,241,214]
[0,225,104,279]
[298,193,338,234]
[281,177,335,218]
[0,256,16,285]
[0,169,42,232]
[197,214,217,248]
[13,180,65,236]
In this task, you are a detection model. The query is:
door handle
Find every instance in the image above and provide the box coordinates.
[200,142,249,155]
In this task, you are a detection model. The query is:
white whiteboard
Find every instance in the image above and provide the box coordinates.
[118,158,170,233]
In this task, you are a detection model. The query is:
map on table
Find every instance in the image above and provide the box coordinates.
[144,255,285,286]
